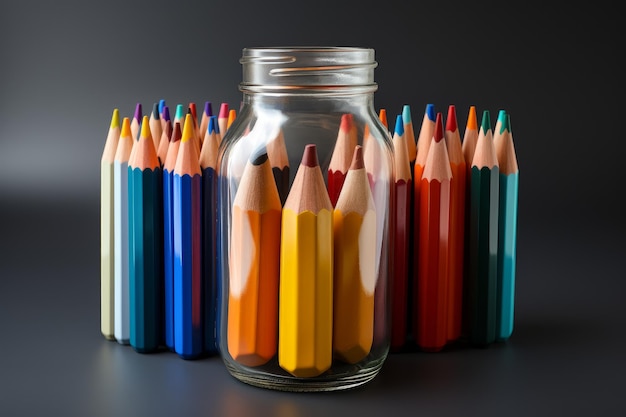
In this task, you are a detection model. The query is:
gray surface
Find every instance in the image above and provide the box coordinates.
[1,1,625,415]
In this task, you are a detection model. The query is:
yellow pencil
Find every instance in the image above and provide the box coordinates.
[279,144,333,378]
[333,145,376,364]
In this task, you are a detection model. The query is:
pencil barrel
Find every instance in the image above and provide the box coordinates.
[497,173,518,341]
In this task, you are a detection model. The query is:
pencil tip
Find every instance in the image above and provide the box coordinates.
[181,114,195,143]
[121,117,131,137]
[189,102,197,120]
[204,101,213,117]
[394,114,404,137]
[172,122,182,143]
[152,102,160,119]
[446,105,457,132]
[378,108,388,127]
[434,113,444,142]
[250,147,269,166]
[480,110,492,134]
[402,105,412,124]
[350,145,364,170]
[134,103,142,121]
[162,105,170,122]
[467,106,478,130]
[505,113,511,132]
[219,102,229,118]
[497,109,507,134]
[340,113,352,132]
[301,144,319,167]
[175,104,185,121]
[140,115,152,140]
[426,104,436,122]
[158,99,166,114]
[208,115,219,134]
[111,108,120,128]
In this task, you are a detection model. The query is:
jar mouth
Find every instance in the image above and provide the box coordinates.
[240,46,378,93]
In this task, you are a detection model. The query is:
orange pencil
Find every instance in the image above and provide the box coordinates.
[462,106,479,168]
[444,105,466,342]
[328,113,358,206]
[378,108,389,132]
[228,147,282,367]
[415,112,452,352]
[333,145,377,364]
[227,109,237,131]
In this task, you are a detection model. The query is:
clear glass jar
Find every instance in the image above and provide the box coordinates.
[216,47,393,391]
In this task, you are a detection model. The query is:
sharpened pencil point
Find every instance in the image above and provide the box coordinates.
[446,105,458,132]
[172,122,182,143]
[181,114,194,143]
[140,116,152,140]
[204,101,213,117]
[434,113,444,143]
[162,106,170,122]
[394,114,404,137]
[208,115,219,134]
[175,104,185,122]
[121,117,131,137]
[480,110,492,136]
[152,103,160,119]
[497,110,507,134]
[189,102,197,121]
[340,114,352,133]
[302,144,319,167]
[379,108,388,128]
[110,109,120,129]
[349,145,364,170]
[158,99,166,114]
[251,147,269,166]
[467,106,478,130]
[426,104,436,122]
[133,103,142,122]
[219,102,229,118]
[402,105,412,124]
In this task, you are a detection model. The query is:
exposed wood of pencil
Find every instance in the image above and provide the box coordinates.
[128,116,163,353]
[113,116,133,345]
[328,113,358,206]
[162,121,182,351]
[101,108,120,340]
[149,102,162,152]
[403,105,417,165]
[266,128,290,206]
[444,105,466,342]
[279,144,333,378]
[157,119,173,167]
[468,111,499,346]
[228,149,282,367]
[415,113,452,352]
[199,101,213,145]
[130,102,142,140]
[494,113,518,341]
[173,114,204,359]
[390,115,411,350]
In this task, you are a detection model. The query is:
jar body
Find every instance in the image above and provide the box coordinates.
[217,47,393,391]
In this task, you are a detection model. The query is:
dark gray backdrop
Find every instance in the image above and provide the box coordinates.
[1,1,624,416]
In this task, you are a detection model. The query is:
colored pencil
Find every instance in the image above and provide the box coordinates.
[172,114,204,359]
[412,103,436,340]
[266,127,290,205]
[279,144,333,378]
[113,116,134,345]
[100,108,120,340]
[462,106,479,169]
[494,112,519,341]
[188,102,202,145]
[218,102,229,139]
[199,114,220,354]
[199,101,213,146]
[328,113,358,207]
[130,102,142,140]
[444,105,466,342]
[228,147,282,367]
[174,104,185,131]
[157,118,173,167]
[402,105,417,168]
[162,121,182,351]
[390,115,411,350]
[333,145,377,364]
[415,112,452,352]
[128,116,163,352]
[379,108,389,132]
[467,110,499,346]
[149,102,162,152]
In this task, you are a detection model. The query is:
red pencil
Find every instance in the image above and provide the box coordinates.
[328,113,358,206]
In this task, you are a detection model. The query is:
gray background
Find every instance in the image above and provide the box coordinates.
[1,1,624,416]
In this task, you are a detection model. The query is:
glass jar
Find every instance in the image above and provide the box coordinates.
[216,47,393,391]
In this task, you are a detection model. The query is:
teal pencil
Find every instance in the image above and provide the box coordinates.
[494,112,519,341]
[468,110,499,346]
[128,116,164,353]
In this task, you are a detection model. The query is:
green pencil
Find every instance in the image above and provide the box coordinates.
[468,110,499,346]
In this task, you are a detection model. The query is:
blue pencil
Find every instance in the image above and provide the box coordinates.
[173,114,204,359]
[494,112,519,341]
